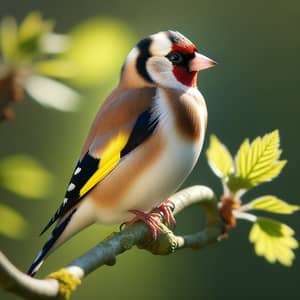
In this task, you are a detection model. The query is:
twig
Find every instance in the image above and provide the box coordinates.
[0,68,25,122]
[0,185,224,299]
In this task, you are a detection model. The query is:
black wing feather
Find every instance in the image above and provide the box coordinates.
[39,154,99,235]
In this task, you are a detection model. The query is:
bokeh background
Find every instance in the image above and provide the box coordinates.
[1,0,300,299]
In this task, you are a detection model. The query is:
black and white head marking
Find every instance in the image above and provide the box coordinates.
[135,37,154,83]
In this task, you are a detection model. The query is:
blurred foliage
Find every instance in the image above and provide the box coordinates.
[0,155,52,240]
[0,12,54,64]
[0,154,53,199]
[38,18,136,87]
[0,12,136,117]
[25,75,80,112]
[206,130,299,266]
[0,11,79,114]
[0,203,28,239]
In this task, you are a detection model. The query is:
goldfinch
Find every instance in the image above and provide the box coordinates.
[27,30,216,276]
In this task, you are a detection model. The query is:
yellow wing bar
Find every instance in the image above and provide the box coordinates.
[79,132,129,197]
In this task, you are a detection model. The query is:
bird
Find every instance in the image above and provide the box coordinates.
[27,30,217,276]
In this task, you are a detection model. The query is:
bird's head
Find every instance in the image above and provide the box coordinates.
[120,30,217,90]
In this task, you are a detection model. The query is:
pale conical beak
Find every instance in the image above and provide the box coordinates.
[189,52,217,72]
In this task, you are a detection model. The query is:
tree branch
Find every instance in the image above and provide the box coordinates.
[0,185,224,299]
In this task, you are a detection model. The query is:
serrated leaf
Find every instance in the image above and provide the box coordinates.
[206,135,234,178]
[249,217,298,266]
[0,154,53,199]
[250,196,300,214]
[0,204,28,239]
[235,130,286,188]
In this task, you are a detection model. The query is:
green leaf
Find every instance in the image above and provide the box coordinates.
[250,196,300,214]
[233,130,286,190]
[0,204,28,239]
[227,174,252,191]
[0,155,53,199]
[206,135,234,178]
[249,217,298,266]
[0,16,18,63]
[63,18,136,86]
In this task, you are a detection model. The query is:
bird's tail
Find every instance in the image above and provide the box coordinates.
[27,209,77,277]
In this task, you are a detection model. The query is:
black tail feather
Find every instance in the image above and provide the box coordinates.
[28,209,77,276]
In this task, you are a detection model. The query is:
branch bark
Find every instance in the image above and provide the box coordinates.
[0,185,224,299]
[0,68,25,122]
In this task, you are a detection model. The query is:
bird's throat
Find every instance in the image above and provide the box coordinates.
[172,66,197,87]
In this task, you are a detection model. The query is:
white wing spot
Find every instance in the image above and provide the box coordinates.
[74,167,81,175]
[63,198,68,205]
[33,250,43,263]
[67,183,76,192]
[32,260,44,275]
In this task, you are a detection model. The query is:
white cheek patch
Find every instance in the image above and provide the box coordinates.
[147,57,173,82]
[146,57,189,91]
[150,32,172,56]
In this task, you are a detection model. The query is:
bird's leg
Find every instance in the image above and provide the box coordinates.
[126,209,163,240]
[156,200,176,229]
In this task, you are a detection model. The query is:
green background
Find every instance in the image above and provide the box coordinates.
[1,0,299,299]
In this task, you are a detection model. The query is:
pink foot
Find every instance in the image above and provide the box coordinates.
[127,209,163,240]
[125,200,176,240]
[157,200,176,229]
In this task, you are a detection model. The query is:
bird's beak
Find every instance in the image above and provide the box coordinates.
[189,52,217,72]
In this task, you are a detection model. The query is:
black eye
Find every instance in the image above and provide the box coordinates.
[166,51,183,64]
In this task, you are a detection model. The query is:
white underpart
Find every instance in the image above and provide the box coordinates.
[93,87,206,224]
[188,87,206,145]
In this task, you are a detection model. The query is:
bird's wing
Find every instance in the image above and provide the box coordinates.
[40,87,157,234]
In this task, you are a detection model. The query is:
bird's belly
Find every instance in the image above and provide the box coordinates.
[90,125,203,224]
[125,134,201,211]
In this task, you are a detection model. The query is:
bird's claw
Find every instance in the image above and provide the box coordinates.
[157,200,176,229]
[124,200,176,240]
[127,209,163,240]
